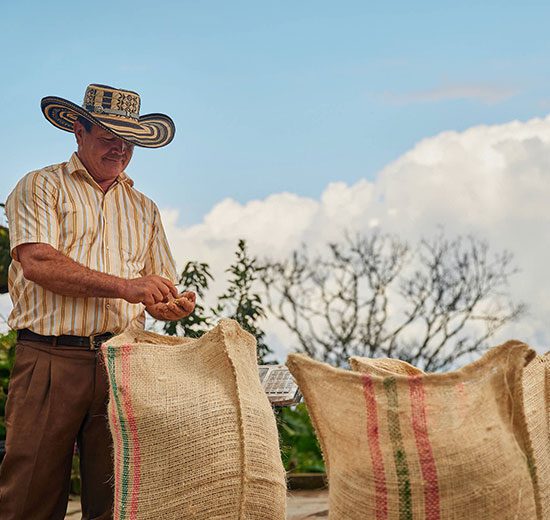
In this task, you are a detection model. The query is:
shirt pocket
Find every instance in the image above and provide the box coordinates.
[58,202,98,258]
[116,222,151,276]
[108,197,152,275]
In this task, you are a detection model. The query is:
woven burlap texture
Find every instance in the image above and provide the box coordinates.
[350,357,425,377]
[287,341,539,520]
[102,319,286,520]
[523,353,550,518]
[351,346,549,518]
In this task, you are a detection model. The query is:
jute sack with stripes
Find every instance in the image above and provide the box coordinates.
[522,353,550,518]
[102,319,286,520]
[351,347,550,517]
[287,342,539,520]
[350,357,424,377]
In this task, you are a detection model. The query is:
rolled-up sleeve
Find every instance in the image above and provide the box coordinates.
[6,170,60,261]
[141,203,178,284]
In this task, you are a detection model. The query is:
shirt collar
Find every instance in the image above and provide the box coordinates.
[66,152,134,187]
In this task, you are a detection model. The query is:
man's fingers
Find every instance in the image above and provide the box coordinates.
[143,277,176,304]
[175,297,195,313]
[182,291,196,302]
[155,278,176,297]
[158,284,172,302]
[161,278,178,298]
[143,295,155,307]
[154,288,168,303]
[167,301,179,312]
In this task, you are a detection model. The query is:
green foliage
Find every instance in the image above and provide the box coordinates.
[277,403,325,473]
[71,453,81,495]
[213,240,272,364]
[0,223,10,294]
[164,240,273,364]
[0,330,17,440]
[163,261,213,338]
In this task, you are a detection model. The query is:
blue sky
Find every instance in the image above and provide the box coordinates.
[2,1,550,225]
[1,1,550,352]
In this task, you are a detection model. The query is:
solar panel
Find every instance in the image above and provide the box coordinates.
[258,365,302,406]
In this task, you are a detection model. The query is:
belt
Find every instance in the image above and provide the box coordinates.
[17,329,114,350]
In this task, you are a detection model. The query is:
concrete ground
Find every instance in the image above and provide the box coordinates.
[286,489,329,519]
[65,489,329,519]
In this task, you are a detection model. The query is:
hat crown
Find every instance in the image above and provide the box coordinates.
[82,84,141,121]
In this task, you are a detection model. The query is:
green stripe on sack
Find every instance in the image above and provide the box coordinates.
[383,377,413,520]
[107,345,130,520]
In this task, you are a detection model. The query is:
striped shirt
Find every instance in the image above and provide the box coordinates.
[6,153,178,335]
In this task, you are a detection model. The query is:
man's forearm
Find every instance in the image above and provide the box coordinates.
[18,244,127,299]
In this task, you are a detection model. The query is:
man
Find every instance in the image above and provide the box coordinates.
[0,84,196,519]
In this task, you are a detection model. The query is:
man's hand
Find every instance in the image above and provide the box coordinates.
[122,275,179,307]
[145,291,197,321]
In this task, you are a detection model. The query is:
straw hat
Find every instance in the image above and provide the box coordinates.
[41,84,175,148]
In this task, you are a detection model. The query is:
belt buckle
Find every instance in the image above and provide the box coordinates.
[89,335,97,350]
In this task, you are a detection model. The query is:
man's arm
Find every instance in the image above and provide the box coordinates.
[17,243,178,307]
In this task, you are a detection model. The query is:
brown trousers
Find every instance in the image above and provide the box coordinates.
[0,339,114,519]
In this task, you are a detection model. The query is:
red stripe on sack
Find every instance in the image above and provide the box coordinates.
[121,344,141,520]
[408,376,440,520]
[362,374,388,520]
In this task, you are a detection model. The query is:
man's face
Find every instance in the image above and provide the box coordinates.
[74,121,134,183]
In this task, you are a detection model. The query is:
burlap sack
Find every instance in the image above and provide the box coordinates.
[287,341,539,520]
[350,357,425,376]
[351,349,550,517]
[102,319,286,520]
[523,353,550,518]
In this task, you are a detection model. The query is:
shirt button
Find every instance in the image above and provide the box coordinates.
[106,303,111,309]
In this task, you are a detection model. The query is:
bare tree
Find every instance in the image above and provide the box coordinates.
[260,232,525,371]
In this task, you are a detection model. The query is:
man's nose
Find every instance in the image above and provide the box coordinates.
[112,140,130,153]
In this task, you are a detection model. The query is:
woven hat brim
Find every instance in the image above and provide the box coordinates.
[41,96,175,148]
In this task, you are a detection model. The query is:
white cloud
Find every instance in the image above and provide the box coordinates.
[3,115,548,360]
[163,114,550,359]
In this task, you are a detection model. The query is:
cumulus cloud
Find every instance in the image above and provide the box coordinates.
[163,115,550,357]
[3,115,548,359]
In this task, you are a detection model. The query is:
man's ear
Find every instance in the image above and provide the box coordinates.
[73,120,84,147]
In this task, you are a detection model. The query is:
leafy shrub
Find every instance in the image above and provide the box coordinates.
[0,330,16,441]
[0,226,9,295]
[277,403,325,474]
